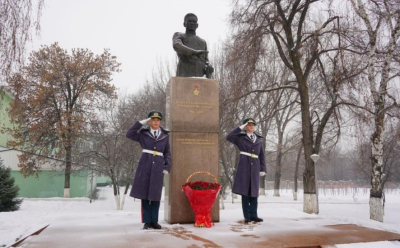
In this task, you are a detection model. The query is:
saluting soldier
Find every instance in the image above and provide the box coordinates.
[126,110,171,230]
[226,118,266,223]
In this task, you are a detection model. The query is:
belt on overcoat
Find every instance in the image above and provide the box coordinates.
[142,149,164,156]
[239,151,258,158]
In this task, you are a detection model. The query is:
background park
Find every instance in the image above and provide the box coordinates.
[0,0,399,247]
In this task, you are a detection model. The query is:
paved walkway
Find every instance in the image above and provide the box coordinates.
[13,213,400,248]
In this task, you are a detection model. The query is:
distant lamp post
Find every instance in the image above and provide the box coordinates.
[310,153,320,213]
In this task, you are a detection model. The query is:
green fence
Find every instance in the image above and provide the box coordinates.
[11,170,94,198]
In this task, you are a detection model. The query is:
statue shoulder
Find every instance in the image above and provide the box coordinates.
[196,35,206,43]
[173,32,186,40]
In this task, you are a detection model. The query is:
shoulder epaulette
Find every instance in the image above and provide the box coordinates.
[254,132,263,139]
[239,130,247,136]
[160,126,170,134]
[139,127,150,133]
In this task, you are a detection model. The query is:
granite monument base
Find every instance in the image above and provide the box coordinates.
[164,77,219,224]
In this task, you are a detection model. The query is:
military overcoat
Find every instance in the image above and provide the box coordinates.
[126,121,171,201]
[226,127,266,197]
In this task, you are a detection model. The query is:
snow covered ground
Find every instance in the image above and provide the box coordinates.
[1,187,399,247]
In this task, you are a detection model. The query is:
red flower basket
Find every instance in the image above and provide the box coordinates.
[182,171,221,228]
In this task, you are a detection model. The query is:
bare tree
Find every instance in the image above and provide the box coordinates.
[0,0,44,80]
[348,0,400,222]
[272,89,300,196]
[228,0,361,213]
[214,43,278,200]
[214,44,252,200]
[85,99,140,210]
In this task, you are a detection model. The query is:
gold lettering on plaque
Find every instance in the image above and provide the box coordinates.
[176,138,216,148]
[175,100,217,110]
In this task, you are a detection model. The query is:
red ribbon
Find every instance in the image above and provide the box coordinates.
[195,212,213,228]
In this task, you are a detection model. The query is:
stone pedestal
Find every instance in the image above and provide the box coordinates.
[164,77,219,224]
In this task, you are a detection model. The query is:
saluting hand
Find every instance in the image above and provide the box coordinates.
[139,117,152,125]
[239,122,248,130]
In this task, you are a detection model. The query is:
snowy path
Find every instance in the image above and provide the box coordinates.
[1,188,399,247]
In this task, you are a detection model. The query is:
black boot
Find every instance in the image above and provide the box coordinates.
[244,218,252,223]
[251,217,263,222]
[152,222,162,229]
[143,223,152,229]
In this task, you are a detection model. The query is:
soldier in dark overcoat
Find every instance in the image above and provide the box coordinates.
[226,118,267,223]
[126,110,171,230]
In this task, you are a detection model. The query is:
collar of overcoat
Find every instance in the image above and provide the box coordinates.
[140,126,170,141]
[239,130,263,144]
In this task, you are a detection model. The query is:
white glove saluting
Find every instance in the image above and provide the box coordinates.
[239,122,248,130]
[260,171,266,176]
[139,117,152,125]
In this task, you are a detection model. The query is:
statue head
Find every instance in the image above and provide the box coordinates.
[183,13,198,32]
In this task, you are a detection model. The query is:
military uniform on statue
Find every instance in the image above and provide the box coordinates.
[226,118,267,223]
[126,111,171,230]
[172,13,214,78]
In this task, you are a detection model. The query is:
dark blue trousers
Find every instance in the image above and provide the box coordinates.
[141,200,160,223]
[241,188,258,219]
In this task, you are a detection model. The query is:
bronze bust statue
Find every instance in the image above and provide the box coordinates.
[173,13,214,79]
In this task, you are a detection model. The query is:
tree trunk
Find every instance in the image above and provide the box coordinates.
[259,175,266,196]
[121,182,130,210]
[273,165,281,197]
[113,184,121,210]
[64,145,72,198]
[260,132,268,196]
[121,193,127,210]
[221,150,233,191]
[370,196,384,222]
[274,137,283,197]
[110,174,120,210]
[298,77,317,214]
[294,143,303,201]
[114,193,120,210]
[303,193,318,213]
[369,115,385,222]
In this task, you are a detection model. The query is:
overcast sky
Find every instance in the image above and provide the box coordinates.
[28,0,232,94]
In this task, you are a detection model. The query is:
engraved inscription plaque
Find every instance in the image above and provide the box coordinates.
[166,77,219,133]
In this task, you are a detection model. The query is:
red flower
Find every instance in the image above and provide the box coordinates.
[183,181,221,191]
